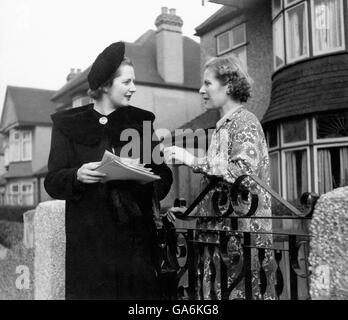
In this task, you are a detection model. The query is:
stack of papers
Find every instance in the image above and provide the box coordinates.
[96,150,160,184]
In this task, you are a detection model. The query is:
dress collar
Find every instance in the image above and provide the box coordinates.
[216,105,244,131]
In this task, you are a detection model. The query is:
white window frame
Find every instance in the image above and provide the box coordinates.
[273,13,286,70]
[272,0,284,18]
[216,23,247,56]
[313,142,348,193]
[285,1,310,64]
[281,118,310,147]
[285,0,303,8]
[312,117,348,143]
[269,151,282,194]
[6,181,34,206]
[8,129,32,162]
[311,0,345,56]
[281,146,311,200]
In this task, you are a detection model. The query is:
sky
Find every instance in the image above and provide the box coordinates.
[0,0,222,113]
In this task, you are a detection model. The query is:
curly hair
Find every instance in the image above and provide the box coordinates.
[87,57,134,101]
[204,55,253,103]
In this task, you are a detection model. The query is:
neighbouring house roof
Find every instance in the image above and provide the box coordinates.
[0,86,57,132]
[178,109,220,131]
[2,162,33,179]
[52,30,201,106]
[195,6,238,36]
[33,164,48,177]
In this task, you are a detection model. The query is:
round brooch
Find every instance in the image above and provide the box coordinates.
[99,117,108,125]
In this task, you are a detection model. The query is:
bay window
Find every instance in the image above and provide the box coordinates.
[272,0,345,70]
[9,129,32,162]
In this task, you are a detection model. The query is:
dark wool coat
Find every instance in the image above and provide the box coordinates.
[44,104,173,300]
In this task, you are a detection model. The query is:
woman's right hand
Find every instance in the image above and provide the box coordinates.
[77,162,106,184]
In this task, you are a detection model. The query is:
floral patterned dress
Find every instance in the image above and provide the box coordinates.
[192,106,275,300]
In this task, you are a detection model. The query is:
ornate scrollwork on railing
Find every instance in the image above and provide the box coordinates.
[159,174,319,300]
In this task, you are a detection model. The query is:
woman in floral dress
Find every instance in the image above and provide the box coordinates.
[164,55,275,300]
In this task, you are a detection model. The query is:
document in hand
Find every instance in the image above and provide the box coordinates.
[96,150,160,184]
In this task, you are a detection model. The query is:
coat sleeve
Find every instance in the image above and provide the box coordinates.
[44,124,86,201]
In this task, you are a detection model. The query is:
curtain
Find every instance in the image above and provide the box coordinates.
[318,149,333,194]
[286,152,297,200]
[288,4,307,59]
[313,0,342,52]
[339,147,348,187]
[301,151,309,195]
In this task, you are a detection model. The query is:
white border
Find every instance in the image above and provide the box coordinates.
[311,0,346,56]
[285,1,310,64]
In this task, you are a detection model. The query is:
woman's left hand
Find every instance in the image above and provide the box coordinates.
[163,146,195,166]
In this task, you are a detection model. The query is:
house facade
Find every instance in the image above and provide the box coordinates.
[182,0,348,203]
[0,86,56,207]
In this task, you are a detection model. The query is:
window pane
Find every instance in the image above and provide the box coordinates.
[269,152,280,193]
[272,0,283,17]
[316,112,348,139]
[285,149,308,200]
[282,119,307,143]
[317,146,348,194]
[22,140,32,160]
[217,31,230,54]
[231,24,246,47]
[12,141,20,161]
[273,15,285,68]
[286,3,309,61]
[267,125,278,148]
[312,0,344,53]
[12,185,19,193]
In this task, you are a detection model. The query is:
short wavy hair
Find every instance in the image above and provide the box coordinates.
[87,57,134,101]
[204,55,253,103]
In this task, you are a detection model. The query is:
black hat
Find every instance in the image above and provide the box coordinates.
[87,41,125,90]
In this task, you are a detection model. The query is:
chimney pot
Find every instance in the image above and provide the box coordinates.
[169,8,176,15]
[161,7,168,14]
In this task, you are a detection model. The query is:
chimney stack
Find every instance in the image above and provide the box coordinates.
[155,7,184,84]
[66,68,82,82]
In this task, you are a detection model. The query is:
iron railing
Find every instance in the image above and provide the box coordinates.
[157,175,319,300]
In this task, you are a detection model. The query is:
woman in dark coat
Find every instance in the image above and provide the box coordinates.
[44,42,173,300]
